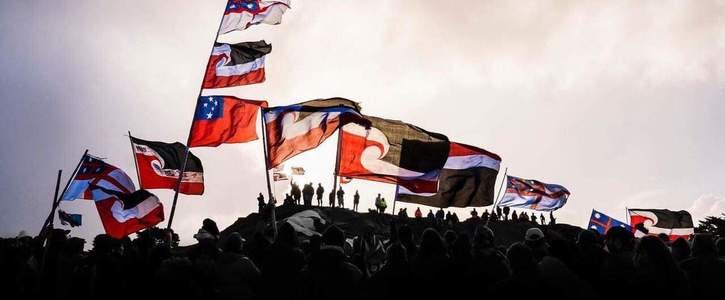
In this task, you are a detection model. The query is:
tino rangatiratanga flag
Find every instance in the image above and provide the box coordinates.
[189,96,268,147]
[497,176,570,211]
[628,208,694,241]
[264,98,365,168]
[337,116,449,193]
[395,142,501,208]
[130,137,204,195]
[219,0,290,35]
[203,41,271,89]
[93,188,165,239]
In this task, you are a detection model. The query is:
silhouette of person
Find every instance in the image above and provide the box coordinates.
[353,190,360,212]
[502,206,510,221]
[540,213,546,225]
[415,207,423,218]
[291,181,301,205]
[316,183,324,206]
[257,193,265,214]
[549,211,556,225]
[531,214,538,225]
[471,208,479,219]
[328,191,335,207]
[303,183,315,207]
[511,210,518,222]
[496,206,502,220]
[337,188,345,208]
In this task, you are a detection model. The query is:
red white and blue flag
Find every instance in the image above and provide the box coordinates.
[203,41,271,89]
[588,210,631,235]
[498,176,570,211]
[219,0,290,34]
[61,154,164,238]
[189,96,268,147]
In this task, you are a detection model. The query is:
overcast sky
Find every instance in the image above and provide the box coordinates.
[1,0,724,245]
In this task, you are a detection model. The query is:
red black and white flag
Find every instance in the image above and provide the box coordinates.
[628,209,694,241]
[203,41,271,89]
[264,98,366,168]
[93,188,164,239]
[395,142,501,208]
[189,96,268,147]
[130,137,204,195]
[337,116,450,192]
[219,0,290,35]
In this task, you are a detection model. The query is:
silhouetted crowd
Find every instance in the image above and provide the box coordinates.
[2,208,725,300]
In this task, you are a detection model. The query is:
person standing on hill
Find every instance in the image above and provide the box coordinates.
[329,191,336,208]
[337,188,345,208]
[302,183,314,207]
[353,190,360,212]
[316,183,324,206]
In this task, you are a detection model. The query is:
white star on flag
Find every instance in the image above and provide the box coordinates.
[206,112,213,119]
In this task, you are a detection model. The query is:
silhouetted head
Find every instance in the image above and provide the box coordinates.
[92,234,115,254]
[202,218,220,238]
[323,225,345,247]
[691,233,716,257]
[577,229,600,248]
[277,222,299,247]
[670,237,691,262]
[604,226,634,253]
[473,225,495,248]
[223,232,244,253]
[387,243,408,266]
[657,233,670,244]
[419,228,446,257]
[507,242,536,276]
[444,230,457,248]
[634,235,679,277]
[398,225,414,244]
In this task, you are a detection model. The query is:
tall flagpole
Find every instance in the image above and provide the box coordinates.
[127,131,142,186]
[492,167,508,209]
[260,109,277,237]
[167,3,228,231]
[40,149,88,236]
[332,129,343,207]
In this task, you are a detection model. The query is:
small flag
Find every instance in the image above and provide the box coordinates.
[587,210,630,235]
[291,167,305,175]
[130,137,204,195]
[58,210,82,227]
[273,172,289,181]
[219,0,290,34]
[628,209,694,241]
[189,96,268,147]
[62,154,136,201]
[498,176,569,211]
[203,41,271,89]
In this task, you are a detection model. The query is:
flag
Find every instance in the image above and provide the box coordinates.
[498,176,569,211]
[273,172,289,181]
[337,115,449,191]
[130,137,204,195]
[62,154,136,201]
[340,176,352,184]
[189,96,268,147]
[395,142,501,208]
[58,210,82,227]
[203,41,271,89]
[264,98,365,168]
[94,189,164,239]
[588,210,631,235]
[219,0,290,34]
[291,167,305,175]
[628,209,694,241]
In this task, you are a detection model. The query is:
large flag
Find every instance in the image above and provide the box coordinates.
[94,189,164,239]
[628,209,694,241]
[395,142,501,208]
[219,0,290,34]
[588,210,631,235]
[203,41,271,89]
[189,96,268,147]
[497,176,570,211]
[62,154,136,201]
[130,137,204,195]
[264,98,365,168]
[337,116,449,192]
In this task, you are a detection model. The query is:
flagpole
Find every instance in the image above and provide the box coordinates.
[492,167,508,208]
[40,149,88,236]
[127,131,142,186]
[260,108,277,237]
[39,170,62,238]
[332,129,343,207]
[166,3,229,231]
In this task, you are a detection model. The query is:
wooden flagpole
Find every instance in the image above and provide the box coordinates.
[127,131,142,186]
[260,109,277,237]
[48,170,62,228]
[40,149,88,236]
[166,3,228,231]
[332,129,343,206]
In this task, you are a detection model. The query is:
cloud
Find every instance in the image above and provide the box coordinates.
[689,194,725,223]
